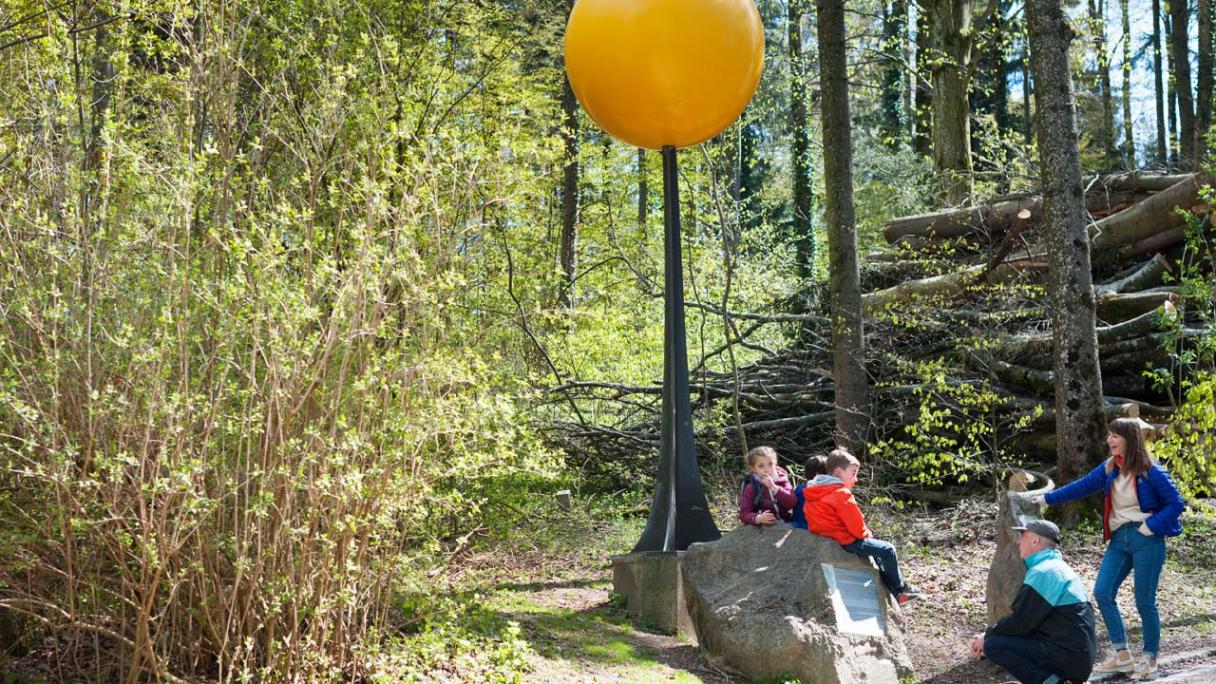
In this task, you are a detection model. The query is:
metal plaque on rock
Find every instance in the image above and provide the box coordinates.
[821,563,886,637]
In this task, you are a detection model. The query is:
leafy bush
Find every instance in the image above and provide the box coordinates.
[0,1,559,680]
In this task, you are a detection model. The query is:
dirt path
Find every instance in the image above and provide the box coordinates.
[499,503,1216,683]
[504,579,1214,683]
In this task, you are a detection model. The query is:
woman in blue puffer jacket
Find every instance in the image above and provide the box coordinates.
[1031,418,1184,682]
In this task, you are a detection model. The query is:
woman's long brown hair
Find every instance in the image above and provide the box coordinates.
[1109,418,1153,479]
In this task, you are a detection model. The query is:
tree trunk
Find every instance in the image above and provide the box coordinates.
[881,0,908,146]
[914,4,933,156]
[559,49,579,309]
[903,0,915,141]
[1166,10,1179,163]
[790,0,816,277]
[974,1,1012,186]
[928,0,974,204]
[637,148,648,241]
[738,120,761,230]
[1168,0,1194,164]
[1090,173,1211,251]
[1153,0,1169,163]
[1199,0,1214,160]
[1025,0,1107,487]
[816,0,869,455]
[1090,0,1116,167]
[1023,30,1034,148]
[1121,0,1135,164]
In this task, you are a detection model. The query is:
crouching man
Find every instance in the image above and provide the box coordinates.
[970,519,1097,684]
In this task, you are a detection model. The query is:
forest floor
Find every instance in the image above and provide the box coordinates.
[3,494,1213,682]
[460,494,1216,684]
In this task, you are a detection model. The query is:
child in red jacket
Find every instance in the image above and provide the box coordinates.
[804,448,921,605]
[738,445,796,526]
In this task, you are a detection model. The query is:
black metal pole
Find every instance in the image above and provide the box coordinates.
[632,145,720,553]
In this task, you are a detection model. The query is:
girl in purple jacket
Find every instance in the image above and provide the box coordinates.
[1031,418,1184,681]
[738,445,796,526]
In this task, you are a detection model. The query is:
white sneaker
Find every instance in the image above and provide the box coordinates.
[1131,656,1159,680]
[1093,649,1135,674]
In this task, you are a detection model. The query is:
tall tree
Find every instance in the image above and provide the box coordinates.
[1199,0,1214,160]
[881,0,909,146]
[1025,0,1107,487]
[737,120,763,230]
[913,4,933,156]
[926,0,974,204]
[1023,31,1034,147]
[789,0,816,277]
[1166,10,1180,163]
[1089,0,1116,167]
[637,148,649,240]
[815,0,868,455]
[558,0,579,310]
[1168,0,1195,164]
[1120,0,1135,164]
[1153,0,1169,162]
[973,1,1013,132]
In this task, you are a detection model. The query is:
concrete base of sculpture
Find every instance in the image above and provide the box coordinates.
[610,550,695,640]
[682,524,914,684]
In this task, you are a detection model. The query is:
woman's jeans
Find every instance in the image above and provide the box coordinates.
[841,538,906,595]
[1094,524,1167,656]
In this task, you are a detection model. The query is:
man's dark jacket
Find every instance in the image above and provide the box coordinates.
[986,547,1098,664]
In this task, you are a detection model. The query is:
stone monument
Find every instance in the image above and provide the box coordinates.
[682,525,914,683]
[986,469,1054,623]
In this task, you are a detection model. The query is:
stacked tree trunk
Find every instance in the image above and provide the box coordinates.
[550,173,1211,481]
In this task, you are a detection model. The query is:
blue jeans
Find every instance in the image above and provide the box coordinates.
[984,635,1093,684]
[1094,524,1167,656]
[841,538,905,596]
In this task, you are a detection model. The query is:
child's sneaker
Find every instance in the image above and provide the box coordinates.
[1093,649,1135,674]
[895,585,922,605]
[1130,656,1158,680]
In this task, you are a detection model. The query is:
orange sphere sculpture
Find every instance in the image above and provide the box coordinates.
[564,0,765,150]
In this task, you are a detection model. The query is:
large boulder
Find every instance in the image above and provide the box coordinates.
[682,524,914,683]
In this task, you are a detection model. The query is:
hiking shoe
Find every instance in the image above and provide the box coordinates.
[1093,649,1135,674]
[1131,656,1158,680]
[895,585,923,606]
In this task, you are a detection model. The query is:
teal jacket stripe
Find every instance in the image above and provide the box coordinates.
[1023,548,1089,607]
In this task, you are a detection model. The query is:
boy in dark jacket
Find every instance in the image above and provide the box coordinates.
[789,455,827,530]
[971,519,1097,684]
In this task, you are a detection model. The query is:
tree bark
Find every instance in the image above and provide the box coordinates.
[637,148,648,241]
[1023,30,1034,148]
[790,0,816,278]
[881,0,908,146]
[1090,173,1211,251]
[559,33,579,310]
[1168,0,1194,164]
[1153,0,1169,162]
[914,3,933,156]
[816,0,869,456]
[1026,0,1107,486]
[927,0,974,204]
[1089,0,1116,167]
[1121,0,1135,164]
[1199,0,1214,160]
[1166,10,1179,162]
[883,172,1190,242]
[1094,253,1173,294]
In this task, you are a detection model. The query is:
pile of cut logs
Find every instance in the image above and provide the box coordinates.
[550,173,1212,483]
